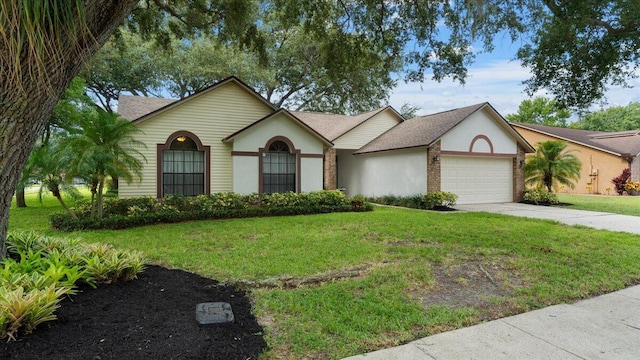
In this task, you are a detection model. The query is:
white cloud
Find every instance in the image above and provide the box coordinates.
[389,60,640,118]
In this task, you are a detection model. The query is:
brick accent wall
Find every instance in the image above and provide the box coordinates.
[427,141,441,192]
[323,147,337,190]
[513,145,526,201]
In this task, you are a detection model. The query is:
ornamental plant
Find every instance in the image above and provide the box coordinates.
[522,189,559,205]
[421,191,458,209]
[525,140,581,192]
[367,191,457,210]
[624,181,640,193]
[611,168,631,195]
[1,232,146,341]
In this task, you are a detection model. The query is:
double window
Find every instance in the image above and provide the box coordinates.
[162,136,205,196]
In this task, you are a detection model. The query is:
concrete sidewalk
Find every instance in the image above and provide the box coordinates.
[455,202,640,234]
[343,285,640,359]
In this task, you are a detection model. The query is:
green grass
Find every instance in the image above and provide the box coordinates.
[557,194,640,216]
[8,194,640,358]
[9,186,88,232]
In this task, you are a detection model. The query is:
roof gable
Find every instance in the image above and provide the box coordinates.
[118,76,275,124]
[223,109,333,146]
[292,106,403,141]
[511,123,640,157]
[355,103,533,154]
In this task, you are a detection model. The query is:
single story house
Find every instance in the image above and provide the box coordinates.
[511,123,640,194]
[117,76,535,204]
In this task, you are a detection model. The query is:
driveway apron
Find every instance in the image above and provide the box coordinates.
[455,202,640,234]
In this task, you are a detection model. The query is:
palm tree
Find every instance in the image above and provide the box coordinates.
[67,109,146,218]
[26,142,80,219]
[525,140,582,192]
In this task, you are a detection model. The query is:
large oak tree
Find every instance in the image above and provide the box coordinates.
[0,0,257,257]
[1,0,638,257]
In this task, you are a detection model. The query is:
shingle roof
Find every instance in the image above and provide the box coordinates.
[116,77,276,123]
[117,95,176,121]
[355,103,487,154]
[511,123,640,157]
[292,107,391,141]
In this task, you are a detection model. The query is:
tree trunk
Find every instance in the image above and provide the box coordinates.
[97,178,105,219]
[0,1,138,258]
[15,187,27,208]
[52,188,78,220]
[91,180,98,217]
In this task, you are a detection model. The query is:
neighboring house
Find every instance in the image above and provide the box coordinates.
[511,123,640,194]
[117,76,534,204]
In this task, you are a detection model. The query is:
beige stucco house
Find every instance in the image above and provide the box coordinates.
[511,123,640,194]
[117,77,534,204]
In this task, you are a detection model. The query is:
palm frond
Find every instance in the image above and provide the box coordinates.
[525,140,582,192]
[0,1,91,94]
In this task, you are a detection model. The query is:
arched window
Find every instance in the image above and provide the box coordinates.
[262,140,296,194]
[162,135,205,196]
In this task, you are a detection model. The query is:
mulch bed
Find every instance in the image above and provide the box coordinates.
[1,265,267,360]
[520,200,573,206]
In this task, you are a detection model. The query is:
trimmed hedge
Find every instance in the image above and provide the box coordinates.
[367,191,458,210]
[50,190,373,231]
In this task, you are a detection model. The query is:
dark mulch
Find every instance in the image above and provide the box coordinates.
[520,200,573,207]
[432,205,456,212]
[1,265,267,360]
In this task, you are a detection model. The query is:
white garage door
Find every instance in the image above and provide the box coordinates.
[441,156,513,204]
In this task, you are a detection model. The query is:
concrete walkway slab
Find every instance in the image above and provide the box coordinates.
[502,304,640,359]
[343,286,640,360]
[413,319,581,360]
[455,203,640,234]
[572,292,640,329]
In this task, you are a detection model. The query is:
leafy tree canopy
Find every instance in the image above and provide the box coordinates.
[506,97,571,127]
[82,30,164,112]
[399,103,421,119]
[92,1,640,114]
[518,0,640,109]
[271,0,640,110]
[570,102,640,132]
[88,10,401,114]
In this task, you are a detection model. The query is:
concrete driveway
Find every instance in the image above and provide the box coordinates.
[455,202,640,235]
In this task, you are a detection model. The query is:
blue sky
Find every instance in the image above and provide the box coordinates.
[387,39,640,119]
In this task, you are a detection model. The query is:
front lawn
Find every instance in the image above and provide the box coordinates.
[557,193,640,216]
[8,195,640,358]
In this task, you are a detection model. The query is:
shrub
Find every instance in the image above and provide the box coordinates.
[612,168,631,195]
[421,191,458,209]
[1,232,147,341]
[624,181,640,193]
[522,189,559,205]
[367,191,457,210]
[51,190,371,231]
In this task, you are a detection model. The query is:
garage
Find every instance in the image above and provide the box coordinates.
[441,156,513,204]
